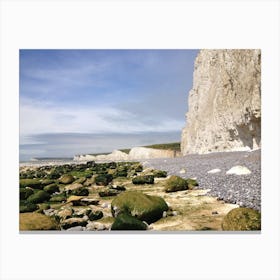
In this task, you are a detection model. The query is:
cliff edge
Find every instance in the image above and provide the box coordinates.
[181,49,261,155]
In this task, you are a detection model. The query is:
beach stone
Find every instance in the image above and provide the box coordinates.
[60,174,75,184]
[111,213,147,230]
[79,198,99,206]
[49,193,66,203]
[70,187,89,196]
[27,190,50,204]
[20,179,42,189]
[222,207,261,230]
[132,175,154,184]
[95,174,113,186]
[86,221,107,231]
[164,175,188,193]
[98,189,120,197]
[43,208,56,216]
[20,213,59,230]
[61,216,88,229]
[20,202,38,213]
[20,187,34,200]
[111,191,168,224]
[88,210,103,221]
[56,207,73,221]
[207,168,221,174]
[179,168,186,174]
[226,166,251,175]
[64,183,83,191]
[66,226,85,231]
[43,183,59,194]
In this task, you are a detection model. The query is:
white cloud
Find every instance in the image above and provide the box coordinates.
[20,97,184,138]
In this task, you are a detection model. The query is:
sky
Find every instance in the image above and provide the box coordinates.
[20,49,199,161]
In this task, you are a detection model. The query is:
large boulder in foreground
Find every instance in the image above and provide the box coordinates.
[111,191,168,224]
[222,207,261,230]
[111,213,147,230]
[20,213,59,230]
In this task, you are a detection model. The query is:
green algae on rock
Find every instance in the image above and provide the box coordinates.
[111,191,168,224]
[164,175,188,192]
[222,207,261,231]
[20,213,59,230]
[111,213,147,230]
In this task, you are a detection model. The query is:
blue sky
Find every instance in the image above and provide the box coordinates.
[20,49,198,160]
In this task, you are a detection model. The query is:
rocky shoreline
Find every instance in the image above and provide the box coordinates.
[141,149,261,212]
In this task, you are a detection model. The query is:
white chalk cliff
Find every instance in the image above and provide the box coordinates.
[181,49,261,155]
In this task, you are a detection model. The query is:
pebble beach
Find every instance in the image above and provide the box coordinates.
[141,149,261,211]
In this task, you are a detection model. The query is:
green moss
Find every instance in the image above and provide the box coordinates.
[111,191,168,224]
[132,175,154,185]
[27,190,50,204]
[20,213,59,230]
[164,175,188,192]
[43,183,59,194]
[152,170,167,178]
[20,187,34,200]
[95,174,113,186]
[88,210,103,221]
[111,213,147,230]
[49,193,66,203]
[222,207,261,231]
[19,179,42,189]
[40,179,55,186]
[20,201,39,213]
[186,178,199,188]
[70,187,89,196]
[59,174,74,184]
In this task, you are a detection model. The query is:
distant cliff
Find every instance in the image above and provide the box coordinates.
[181,49,261,155]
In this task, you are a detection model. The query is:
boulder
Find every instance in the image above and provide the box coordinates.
[111,191,168,224]
[27,190,50,204]
[111,213,147,230]
[152,170,167,178]
[132,175,154,184]
[20,213,59,230]
[88,210,103,221]
[19,179,42,189]
[49,193,66,203]
[59,174,75,184]
[69,187,89,196]
[164,175,188,192]
[43,183,59,194]
[61,216,88,230]
[20,187,34,200]
[222,207,261,230]
[20,202,39,213]
[95,174,113,186]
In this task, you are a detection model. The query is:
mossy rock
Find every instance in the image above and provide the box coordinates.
[95,174,113,186]
[40,179,55,186]
[43,183,59,194]
[98,189,120,197]
[59,174,75,184]
[49,193,66,203]
[70,187,89,196]
[20,187,34,200]
[48,170,61,179]
[27,190,50,204]
[164,175,188,192]
[20,202,39,213]
[20,213,59,230]
[88,210,103,221]
[75,177,87,184]
[186,178,199,188]
[19,179,42,189]
[222,207,261,231]
[153,170,167,178]
[111,191,168,224]
[131,163,143,173]
[111,213,147,230]
[132,175,154,185]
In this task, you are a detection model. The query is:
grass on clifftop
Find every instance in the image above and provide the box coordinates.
[120,142,181,154]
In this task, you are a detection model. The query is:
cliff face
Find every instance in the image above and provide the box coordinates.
[181,49,261,155]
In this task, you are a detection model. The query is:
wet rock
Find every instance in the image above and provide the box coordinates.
[27,190,50,204]
[164,175,188,193]
[59,174,75,184]
[111,191,168,224]
[61,216,88,230]
[111,213,147,230]
[132,175,154,184]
